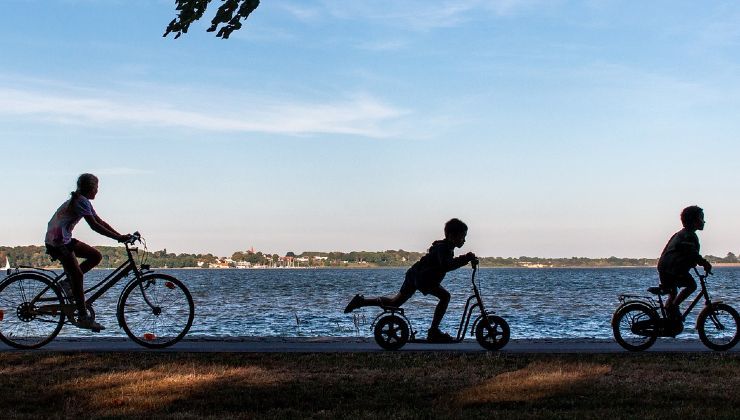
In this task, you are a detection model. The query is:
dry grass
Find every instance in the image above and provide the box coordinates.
[0,352,738,419]
[454,361,612,405]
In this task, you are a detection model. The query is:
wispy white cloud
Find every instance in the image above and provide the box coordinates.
[92,167,155,176]
[356,39,410,51]
[0,84,409,138]
[277,2,322,22]
[318,0,543,30]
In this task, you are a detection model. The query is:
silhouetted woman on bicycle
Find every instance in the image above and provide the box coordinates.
[44,173,131,331]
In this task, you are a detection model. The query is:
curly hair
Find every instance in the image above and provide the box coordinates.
[444,218,468,237]
[680,205,704,228]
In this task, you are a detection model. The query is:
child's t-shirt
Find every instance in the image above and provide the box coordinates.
[45,195,97,246]
[657,228,702,275]
[408,238,470,292]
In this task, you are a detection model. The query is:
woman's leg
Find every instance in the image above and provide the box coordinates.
[72,241,102,274]
[62,241,100,315]
[55,251,86,315]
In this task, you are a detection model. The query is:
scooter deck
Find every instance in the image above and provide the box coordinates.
[408,339,463,344]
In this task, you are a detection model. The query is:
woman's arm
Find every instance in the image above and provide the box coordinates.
[94,215,122,236]
[84,215,126,241]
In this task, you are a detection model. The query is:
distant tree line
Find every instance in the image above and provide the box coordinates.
[0,246,218,269]
[2,246,738,269]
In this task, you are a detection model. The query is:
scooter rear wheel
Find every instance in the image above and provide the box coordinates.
[373,314,409,351]
[475,315,510,351]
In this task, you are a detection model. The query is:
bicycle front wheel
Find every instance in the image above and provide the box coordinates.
[0,274,65,349]
[697,303,740,351]
[118,274,194,349]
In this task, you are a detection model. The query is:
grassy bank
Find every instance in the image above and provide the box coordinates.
[1,352,738,419]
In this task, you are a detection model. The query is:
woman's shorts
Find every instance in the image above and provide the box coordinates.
[45,239,78,261]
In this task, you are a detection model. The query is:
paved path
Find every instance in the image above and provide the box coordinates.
[1,337,736,353]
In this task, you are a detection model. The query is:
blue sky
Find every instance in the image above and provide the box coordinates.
[1,0,739,258]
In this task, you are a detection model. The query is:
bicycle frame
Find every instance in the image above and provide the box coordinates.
[83,243,146,307]
[617,268,716,322]
[677,272,716,321]
[9,239,152,319]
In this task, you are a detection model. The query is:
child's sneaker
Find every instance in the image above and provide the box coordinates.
[427,327,453,343]
[344,294,364,313]
[666,305,682,321]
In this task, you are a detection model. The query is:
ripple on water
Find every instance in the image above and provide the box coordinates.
[42,267,740,339]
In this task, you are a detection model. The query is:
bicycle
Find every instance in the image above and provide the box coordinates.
[0,232,195,349]
[612,268,739,351]
[372,260,510,351]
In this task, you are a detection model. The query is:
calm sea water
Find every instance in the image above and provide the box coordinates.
[52,267,740,339]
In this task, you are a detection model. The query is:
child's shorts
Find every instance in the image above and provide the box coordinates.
[658,270,696,294]
[394,271,418,306]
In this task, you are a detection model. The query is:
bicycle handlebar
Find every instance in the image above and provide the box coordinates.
[122,231,142,245]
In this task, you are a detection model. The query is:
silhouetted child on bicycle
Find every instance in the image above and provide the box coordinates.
[657,205,712,321]
[343,218,477,342]
[45,173,131,331]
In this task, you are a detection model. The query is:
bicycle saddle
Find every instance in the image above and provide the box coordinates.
[647,286,671,295]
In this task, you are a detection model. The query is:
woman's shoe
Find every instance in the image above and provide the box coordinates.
[75,315,105,332]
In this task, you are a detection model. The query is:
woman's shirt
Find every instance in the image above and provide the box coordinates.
[45,195,96,246]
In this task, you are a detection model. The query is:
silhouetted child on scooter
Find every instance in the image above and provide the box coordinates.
[343,218,477,342]
[658,205,712,322]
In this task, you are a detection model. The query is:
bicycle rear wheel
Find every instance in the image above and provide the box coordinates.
[612,303,658,351]
[0,274,65,349]
[118,274,194,349]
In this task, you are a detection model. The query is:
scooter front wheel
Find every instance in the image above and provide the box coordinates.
[474,314,510,351]
[373,314,409,351]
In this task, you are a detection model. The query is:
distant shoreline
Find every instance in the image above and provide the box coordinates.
[21,263,740,271]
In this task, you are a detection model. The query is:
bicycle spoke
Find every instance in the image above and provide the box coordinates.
[119,275,193,347]
[0,275,65,349]
[17,281,29,304]
[0,293,19,305]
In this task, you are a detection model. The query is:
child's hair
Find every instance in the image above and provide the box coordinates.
[71,173,99,200]
[444,218,468,237]
[680,205,704,227]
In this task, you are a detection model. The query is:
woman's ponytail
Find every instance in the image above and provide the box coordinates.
[67,174,97,210]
